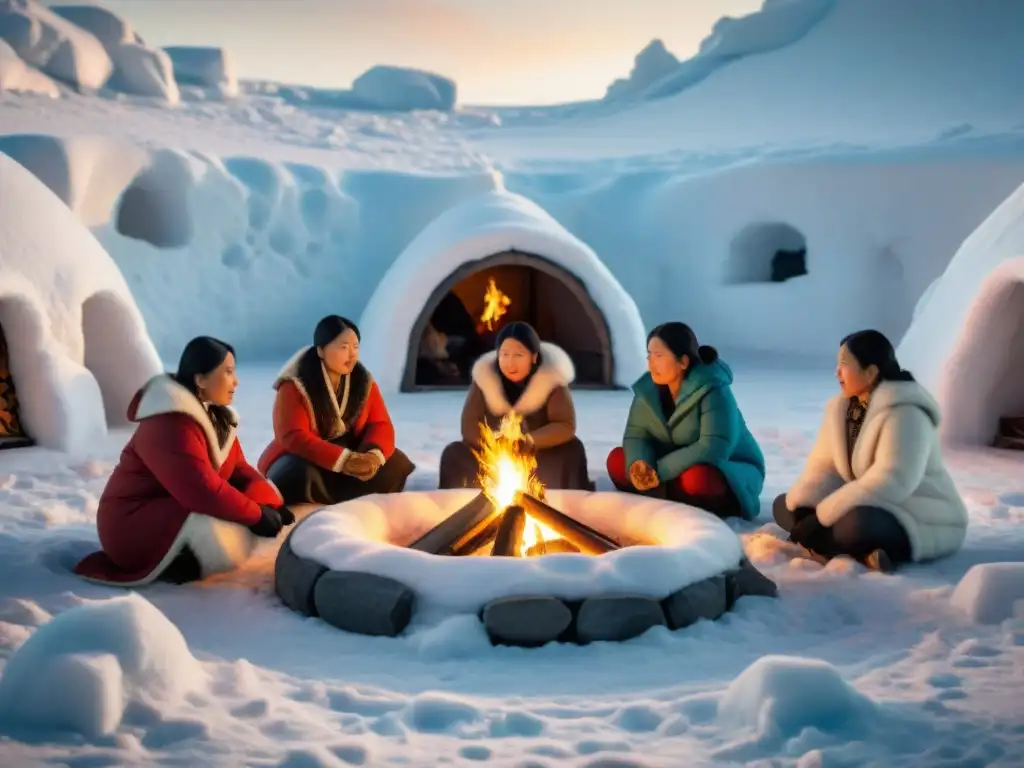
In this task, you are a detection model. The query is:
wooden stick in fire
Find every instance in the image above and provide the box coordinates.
[518,493,620,555]
[490,505,526,557]
[408,492,499,555]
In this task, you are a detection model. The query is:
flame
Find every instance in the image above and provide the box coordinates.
[479,278,511,331]
[473,412,560,556]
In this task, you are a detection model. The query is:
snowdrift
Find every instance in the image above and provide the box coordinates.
[899,182,1024,446]
[0,0,224,103]
[358,188,647,392]
[0,594,203,738]
[607,0,834,103]
[564,0,1024,156]
[0,151,161,452]
[163,46,238,99]
[530,157,1023,357]
[0,38,58,96]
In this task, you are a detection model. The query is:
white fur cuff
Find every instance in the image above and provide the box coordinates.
[333,448,351,473]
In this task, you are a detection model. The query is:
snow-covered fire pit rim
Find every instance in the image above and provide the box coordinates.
[287,489,744,612]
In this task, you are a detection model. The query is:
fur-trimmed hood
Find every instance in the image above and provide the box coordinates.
[274,346,373,439]
[127,374,238,468]
[471,341,575,416]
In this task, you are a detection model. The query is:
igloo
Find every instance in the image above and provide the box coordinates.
[0,152,161,452]
[358,189,648,394]
[898,181,1024,447]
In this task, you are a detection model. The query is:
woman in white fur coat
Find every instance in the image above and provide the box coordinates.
[438,321,593,491]
[774,330,968,572]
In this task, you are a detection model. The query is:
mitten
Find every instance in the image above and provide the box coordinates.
[249,505,283,538]
[277,504,296,526]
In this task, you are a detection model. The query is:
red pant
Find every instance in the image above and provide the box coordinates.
[606,446,733,511]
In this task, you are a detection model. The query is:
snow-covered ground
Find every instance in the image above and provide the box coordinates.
[3,0,1024,763]
[1,361,1023,766]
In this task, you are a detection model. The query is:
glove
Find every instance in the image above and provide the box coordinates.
[789,512,826,549]
[249,505,283,538]
[277,504,296,526]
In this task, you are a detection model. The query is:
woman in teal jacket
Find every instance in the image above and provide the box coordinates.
[607,322,765,520]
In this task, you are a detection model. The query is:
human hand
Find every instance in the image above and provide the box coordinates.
[343,451,384,481]
[629,460,659,491]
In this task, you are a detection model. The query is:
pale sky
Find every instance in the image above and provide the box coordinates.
[72,0,764,105]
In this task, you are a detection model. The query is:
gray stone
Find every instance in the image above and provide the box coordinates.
[312,570,415,637]
[482,596,572,647]
[662,574,728,630]
[576,595,667,643]
[274,535,327,616]
[726,558,778,608]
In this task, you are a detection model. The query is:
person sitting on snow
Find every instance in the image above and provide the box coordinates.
[607,322,765,520]
[438,321,594,491]
[258,315,415,505]
[774,330,968,572]
[74,337,294,587]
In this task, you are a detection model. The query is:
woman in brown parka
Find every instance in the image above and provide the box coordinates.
[438,322,594,491]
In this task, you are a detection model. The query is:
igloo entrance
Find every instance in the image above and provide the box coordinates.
[0,320,33,450]
[406,251,614,391]
[724,222,808,285]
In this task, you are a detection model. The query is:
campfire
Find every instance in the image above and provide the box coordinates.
[479,278,511,332]
[409,413,622,557]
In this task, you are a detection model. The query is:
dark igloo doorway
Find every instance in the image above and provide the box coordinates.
[405,251,614,391]
[0,318,33,450]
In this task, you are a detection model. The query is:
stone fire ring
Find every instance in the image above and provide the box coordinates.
[274,489,778,646]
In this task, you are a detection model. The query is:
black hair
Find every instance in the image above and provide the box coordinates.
[647,322,718,366]
[173,335,236,444]
[840,329,914,383]
[297,315,361,438]
[494,321,542,405]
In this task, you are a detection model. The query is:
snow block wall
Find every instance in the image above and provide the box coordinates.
[0,152,161,452]
[5,131,1024,371]
[899,181,1024,446]
[508,158,1024,356]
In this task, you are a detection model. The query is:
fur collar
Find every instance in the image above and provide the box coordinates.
[274,346,372,438]
[129,375,237,468]
[471,342,575,416]
[825,380,940,480]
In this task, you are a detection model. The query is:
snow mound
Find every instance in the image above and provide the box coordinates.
[351,65,457,112]
[0,36,57,95]
[107,41,178,104]
[0,594,202,738]
[49,4,132,51]
[718,655,878,738]
[637,159,1024,356]
[163,46,238,98]
[634,0,835,102]
[290,489,743,613]
[0,0,112,89]
[898,182,1024,445]
[0,150,161,451]
[605,39,679,102]
[359,189,647,392]
[950,563,1024,624]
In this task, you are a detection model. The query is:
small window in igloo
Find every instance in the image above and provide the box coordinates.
[115,167,193,249]
[724,222,808,285]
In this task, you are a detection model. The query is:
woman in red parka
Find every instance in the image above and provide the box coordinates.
[257,315,415,505]
[74,336,295,587]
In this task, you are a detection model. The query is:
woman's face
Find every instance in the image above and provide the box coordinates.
[320,328,360,375]
[195,352,238,406]
[647,336,687,386]
[497,338,537,383]
[836,344,877,399]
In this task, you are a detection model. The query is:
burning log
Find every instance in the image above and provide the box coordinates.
[519,493,620,556]
[450,515,502,556]
[491,505,526,557]
[526,539,579,557]
[408,492,499,555]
